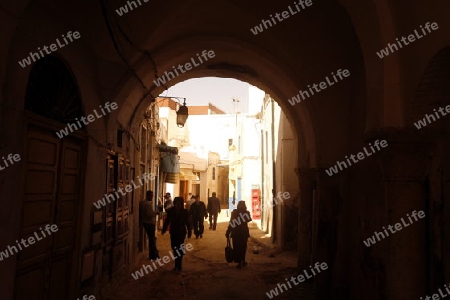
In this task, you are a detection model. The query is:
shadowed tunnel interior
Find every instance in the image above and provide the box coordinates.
[1,0,450,299]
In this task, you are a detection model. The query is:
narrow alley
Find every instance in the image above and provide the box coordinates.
[105,212,313,300]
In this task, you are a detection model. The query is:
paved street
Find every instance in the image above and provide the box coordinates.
[105,211,314,300]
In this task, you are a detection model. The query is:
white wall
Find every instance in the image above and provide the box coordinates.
[248,85,265,115]
[185,114,235,160]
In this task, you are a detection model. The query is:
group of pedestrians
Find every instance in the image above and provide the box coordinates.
[184,192,221,238]
[138,190,252,271]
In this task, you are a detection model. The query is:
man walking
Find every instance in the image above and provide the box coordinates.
[185,194,196,232]
[164,192,173,211]
[186,194,196,212]
[139,191,159,260]
[207,192,221,230]
[189,196,208,238]
[162,197,191,271]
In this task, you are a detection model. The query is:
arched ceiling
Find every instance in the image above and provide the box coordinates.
[107,0,365,167]
[3,0,450,167]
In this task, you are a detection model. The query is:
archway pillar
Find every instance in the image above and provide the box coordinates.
[295,166,341,298]
[374,130,432,300]
[311,170,340,300]
[297,168,317,270]
[442,137,450,285]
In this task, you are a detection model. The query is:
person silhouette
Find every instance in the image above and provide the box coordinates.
[162,197,191,271]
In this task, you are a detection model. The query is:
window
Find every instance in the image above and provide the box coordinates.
[212,167,216,180]
[228,138,233,146]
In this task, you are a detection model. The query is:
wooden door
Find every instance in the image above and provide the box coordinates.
[14,124,83,300]
[180,180,189,201]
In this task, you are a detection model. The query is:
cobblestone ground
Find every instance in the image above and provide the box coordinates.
[105,211,314,300]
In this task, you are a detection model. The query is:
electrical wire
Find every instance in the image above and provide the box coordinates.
[108,0,163,87]
[114,25,169,93]
[108,0,175,100]
[98,0,148,93]
[98,0,186,126]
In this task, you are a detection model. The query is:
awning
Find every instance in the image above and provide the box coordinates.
[165,172,179,184]
[160,153,180,173]
[180,169,198,180]
[157,144,178,154]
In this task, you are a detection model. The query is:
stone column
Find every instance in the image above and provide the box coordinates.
[313,171,340,300]
[442,138,450,285]
[378,137,431,300]
[297,168,317,270]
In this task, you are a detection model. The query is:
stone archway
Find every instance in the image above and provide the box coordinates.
[106,7,367,296]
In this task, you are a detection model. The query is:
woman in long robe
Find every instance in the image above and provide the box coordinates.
[225,201,252,269]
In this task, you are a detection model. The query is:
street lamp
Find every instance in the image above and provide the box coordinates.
[176,98,189,128]
[157,96,189,127]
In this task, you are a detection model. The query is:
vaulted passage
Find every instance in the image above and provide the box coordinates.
[1,0,450,299]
